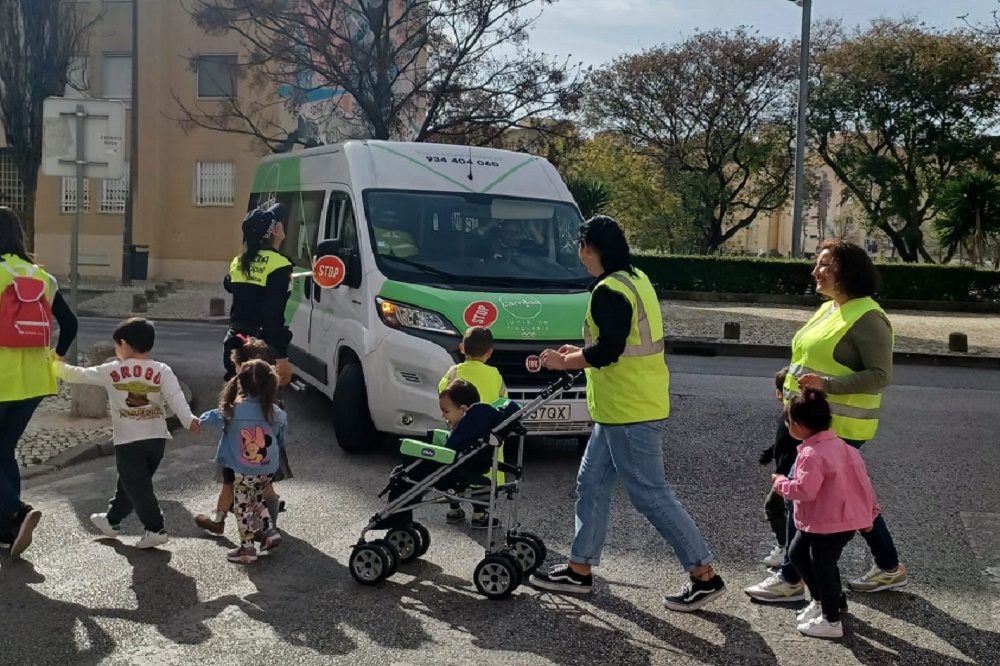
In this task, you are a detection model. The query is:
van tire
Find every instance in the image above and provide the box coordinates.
[333,362,378,454]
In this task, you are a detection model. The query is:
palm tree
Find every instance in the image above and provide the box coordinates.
[565,176,612,220]
[935,171,1000,266]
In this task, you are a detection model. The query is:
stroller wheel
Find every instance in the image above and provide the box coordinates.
[506,534,545,576]
[410,522,431,557]
[370,538,400,577]
[349,543,390,585]
[386,526,421,564]
[474,555,520,600]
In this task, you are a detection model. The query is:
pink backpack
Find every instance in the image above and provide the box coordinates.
[0,262,53,349]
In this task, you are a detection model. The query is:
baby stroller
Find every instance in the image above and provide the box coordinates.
[348,372,581,599]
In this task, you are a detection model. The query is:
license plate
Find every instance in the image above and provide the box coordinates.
[525,403,570,422]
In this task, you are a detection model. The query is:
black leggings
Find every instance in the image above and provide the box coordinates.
[788,529,855,623]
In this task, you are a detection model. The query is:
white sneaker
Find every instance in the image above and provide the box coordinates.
[90,513,121,539]
[797,616,844,639]
[848,564,909,592]
[762,544,786,568]
[744,574,806,603]
[136,530,169,549]
[796,600,822,623]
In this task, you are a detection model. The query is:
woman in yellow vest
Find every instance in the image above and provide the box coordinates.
[746,239,907,604]
[528,216,726,612]
[223,203,294,385]
[0,208,78,556]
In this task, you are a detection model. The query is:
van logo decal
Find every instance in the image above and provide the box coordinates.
[499,294,542,320]
[525,355,542,373]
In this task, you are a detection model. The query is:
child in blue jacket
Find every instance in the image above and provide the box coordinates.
[200,359,286,564]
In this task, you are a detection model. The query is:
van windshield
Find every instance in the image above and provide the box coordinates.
[363,190,590,290]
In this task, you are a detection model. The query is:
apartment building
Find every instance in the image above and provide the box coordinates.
[1,0,285,281]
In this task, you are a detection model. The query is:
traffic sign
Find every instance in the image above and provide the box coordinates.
[463,301,498,328]
[313,255,346,289]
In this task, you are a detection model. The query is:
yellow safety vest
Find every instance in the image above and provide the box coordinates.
[438,361,507,404]
[783,297,892,441]
[0,255,58,402]
[584,269,670,424]
[228,250,293,287]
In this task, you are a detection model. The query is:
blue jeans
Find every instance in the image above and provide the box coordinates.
[779,438,900,583]
[570,420,714,571]
[0,398,44,521]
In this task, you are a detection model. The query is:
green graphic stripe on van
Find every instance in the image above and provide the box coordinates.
[252,157,303,193]
[379,280,589,341]
[371,144,537,195]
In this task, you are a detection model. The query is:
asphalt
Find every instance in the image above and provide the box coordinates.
[1,319,998,665]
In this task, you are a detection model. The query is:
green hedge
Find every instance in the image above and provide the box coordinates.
[633,254,1000,303]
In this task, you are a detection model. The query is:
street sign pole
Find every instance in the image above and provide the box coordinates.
[70,104,85,361]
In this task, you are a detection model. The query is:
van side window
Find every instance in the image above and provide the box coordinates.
[278,191,325,269]
[326,192,359,254]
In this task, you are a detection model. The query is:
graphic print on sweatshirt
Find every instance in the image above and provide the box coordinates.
[111,364,163,420]
[239,425,273,466]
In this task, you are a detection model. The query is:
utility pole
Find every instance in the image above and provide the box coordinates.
[790,0,812,258]
[121,0,139,285]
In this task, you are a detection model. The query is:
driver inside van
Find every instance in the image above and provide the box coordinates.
[372,207,419,258]
[478,220,545,261]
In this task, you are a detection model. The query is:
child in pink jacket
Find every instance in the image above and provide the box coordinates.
[772,387,879,640]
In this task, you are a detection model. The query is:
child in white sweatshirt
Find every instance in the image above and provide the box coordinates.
[53,317,198,548]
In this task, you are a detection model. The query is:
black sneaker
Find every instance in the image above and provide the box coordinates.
[663,574,727,612]
[470,514,500,530]
[528,565,593,594]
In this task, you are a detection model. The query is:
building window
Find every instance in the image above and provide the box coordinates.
[101,163,129,214]
[102,53,132,100]
[0,150,25,212]
[66,55,89,99]
[196,55,238,99]
[61,177,92,213]
[195,162,235,206]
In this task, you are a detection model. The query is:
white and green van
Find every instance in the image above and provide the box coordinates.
[250,140,592,452]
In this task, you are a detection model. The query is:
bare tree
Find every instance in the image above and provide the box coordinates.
[0,0,95,251]
[585,29,799,254]
[177,0,585,151]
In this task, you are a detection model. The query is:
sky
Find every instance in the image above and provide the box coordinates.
[523,0,997,68]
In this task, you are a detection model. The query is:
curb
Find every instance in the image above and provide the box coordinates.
[20,381,198,481]
[664,338,1000,369]
[657,290,1000,315]
[78,311,230,326]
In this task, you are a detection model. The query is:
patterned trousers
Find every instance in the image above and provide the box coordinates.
[233,474,274,547]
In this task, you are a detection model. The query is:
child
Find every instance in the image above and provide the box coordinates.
[438,326,507,528]
[195,336,290,537]
[53,317,199,549]
[199,359,286,564]
[772,388,880,639]
[758,367,800,567]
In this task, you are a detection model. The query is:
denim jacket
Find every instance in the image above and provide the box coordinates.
[200,399,286,476]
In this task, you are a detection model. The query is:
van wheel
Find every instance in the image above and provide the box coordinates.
[332,362,378,454]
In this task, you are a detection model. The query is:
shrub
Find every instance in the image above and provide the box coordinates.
[633,254,1000,303]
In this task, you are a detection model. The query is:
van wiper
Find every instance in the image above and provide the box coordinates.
[379,254,463,281]
[379,254,587,289]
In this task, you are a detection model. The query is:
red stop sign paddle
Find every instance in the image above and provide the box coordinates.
[463,301,498,328]
[313,255,346,289]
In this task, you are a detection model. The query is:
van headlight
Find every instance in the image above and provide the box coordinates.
[376,298,460,335]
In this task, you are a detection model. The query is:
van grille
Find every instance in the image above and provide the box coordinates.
[453,343,583,388]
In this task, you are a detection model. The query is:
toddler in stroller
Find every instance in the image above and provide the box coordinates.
[348,373,579,599]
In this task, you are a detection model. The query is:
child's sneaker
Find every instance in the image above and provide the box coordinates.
[228,546,258,564]
[662,574,727,612]
[194,513,226,535]
[90,513,121,539]
[261,528,282,552]
[797,616,844,639]
[278,500,286,513]
[744,574,806,603]
[136,529,169,549]
[762,544,785,568]
[470,513,499,530]
[848,564,908,592]
[796,600,821,623]
[445,508,466,524]
[10,508,41,559]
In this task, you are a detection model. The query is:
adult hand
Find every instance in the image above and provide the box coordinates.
[558,344,582,355]
[540,348,567,371]
[275,358,293,387]
[797,373,824,391]
[189,419,202,434]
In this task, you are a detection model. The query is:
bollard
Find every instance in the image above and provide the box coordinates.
[723,322,741,340]
[209,297,226,317]
[132,293,148,313]
[949,332,968,353]
[165,280,177,294]
[144,287,158,303]
[71,342,116,418]
[155,283,168,298]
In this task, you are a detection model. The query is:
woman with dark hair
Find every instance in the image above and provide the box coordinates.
[528,215,726,612]
[0,207,78,556]
[746,238,907,604]
[223,203,294,386]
